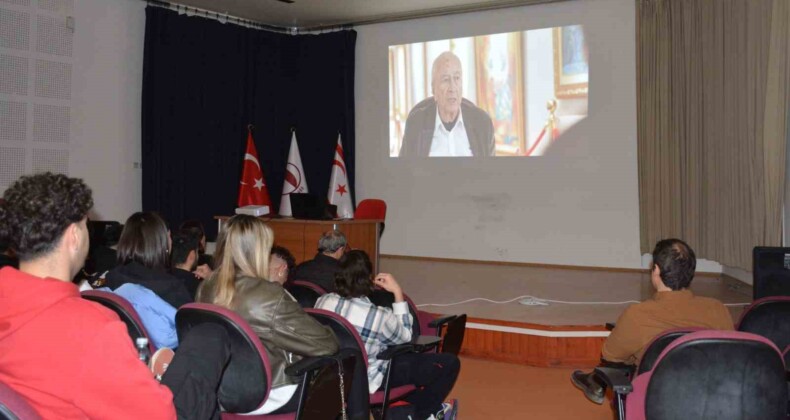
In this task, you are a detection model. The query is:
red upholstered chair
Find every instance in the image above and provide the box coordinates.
[286,280,328,309]
[595,330,787,420]
[305,308,440,420]
[355,199,387,237]
[0,381,40,420]
[81,290,156,354]
[354,199,386,220]
[176,303,354,420]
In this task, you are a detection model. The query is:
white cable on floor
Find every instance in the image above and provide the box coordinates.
[416,295,752,307]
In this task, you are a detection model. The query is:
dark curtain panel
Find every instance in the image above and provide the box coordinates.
[142,7,356,238]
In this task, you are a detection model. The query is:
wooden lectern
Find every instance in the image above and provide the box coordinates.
[214,216,383,272]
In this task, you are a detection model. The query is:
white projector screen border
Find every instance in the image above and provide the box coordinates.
[355,0,641,269]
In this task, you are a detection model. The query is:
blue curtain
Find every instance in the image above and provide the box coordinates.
[141,7,356,238]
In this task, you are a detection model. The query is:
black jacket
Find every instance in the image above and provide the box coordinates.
[106,262,193,309]
[170,268,201,300]
[400,97,495,157]
[292,253,341,293]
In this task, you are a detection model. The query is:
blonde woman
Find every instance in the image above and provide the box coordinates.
[197,215,338,414]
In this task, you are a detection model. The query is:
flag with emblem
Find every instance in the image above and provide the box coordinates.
[327,134,354,219]
[279,131,309,216]
[237,127,272,208]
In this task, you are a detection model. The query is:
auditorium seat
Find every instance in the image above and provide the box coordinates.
[369,291,467,355]
[0,381,40,420]
[737,296,790,352]
[595,330,786,420]
[81,290,155,354]
[176,303,354,419]
[286,280,327,309]
[305,308,440,420]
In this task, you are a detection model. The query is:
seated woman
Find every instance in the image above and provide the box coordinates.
[315,250,460,420]
[197,215,339,414]
[106,212,192,309]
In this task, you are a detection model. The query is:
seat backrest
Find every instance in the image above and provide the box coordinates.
[305,309,370,417]
[306,308,369,365]
[287,280,327,308]
[736,296,790,351]
[176,303,271,414]
[367,290,422,337]
[637,327,704,375]
[0,382,40,420]
[632,331,786,420]
[81,290,155,353]
[752,246,790,300]
[440,314,467,355]
[354,199,386,220]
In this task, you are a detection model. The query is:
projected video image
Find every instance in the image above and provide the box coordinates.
[389,25,588,157]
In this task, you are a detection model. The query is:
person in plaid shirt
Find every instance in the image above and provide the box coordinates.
[315,250,460,420]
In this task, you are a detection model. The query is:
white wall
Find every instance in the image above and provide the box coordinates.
[71,0,145,221]
[355,0,642,269]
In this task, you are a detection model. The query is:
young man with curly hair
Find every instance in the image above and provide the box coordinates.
[0,173,229,419]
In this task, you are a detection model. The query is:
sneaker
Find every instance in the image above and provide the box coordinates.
[150,347,174,381]
[571,370,605,405]
[434,399,457,420]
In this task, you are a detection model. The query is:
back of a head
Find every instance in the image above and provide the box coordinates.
[0,173,93,262]
[212,215,273,307]
[116,212,170,271]
[318,230,347,254]
[271,245,295,270]
[171,230,200,270]
[334,249,373,298]
[179,219,206,251]
[652,238,696,290]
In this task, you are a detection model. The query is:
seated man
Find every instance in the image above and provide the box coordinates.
[292,230,347,292]
[572,238,734,404]
[270,245,296,286]
[0,172,229,419]
[170,230,202,299]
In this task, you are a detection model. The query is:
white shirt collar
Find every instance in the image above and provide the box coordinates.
[434,106,464,133]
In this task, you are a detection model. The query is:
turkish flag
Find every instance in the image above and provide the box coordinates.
[237,128,272,208]
[327,134,354,219]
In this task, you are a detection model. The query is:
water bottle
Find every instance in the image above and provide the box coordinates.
[136,337,150,365]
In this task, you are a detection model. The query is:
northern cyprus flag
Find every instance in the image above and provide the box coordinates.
[327,134,354,219]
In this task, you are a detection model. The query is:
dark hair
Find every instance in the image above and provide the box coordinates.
[171,230,199,270]
[0,173,93,261]
[652,238,696,290]
[117,212,170,271]
[334,250,374,298]
[180,219,206,252]
[271,245,295,271]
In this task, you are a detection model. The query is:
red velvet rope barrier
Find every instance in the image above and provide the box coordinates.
[524,126,548,156]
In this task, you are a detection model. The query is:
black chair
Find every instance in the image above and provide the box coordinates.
[596,330,787,420]
[753,246,790,300]
[737,296,790,351]
[176,303,355,420]
[305,308,440,420]
[286,280,327,309]
[0,381,40,420]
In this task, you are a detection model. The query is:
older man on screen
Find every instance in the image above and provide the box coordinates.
[400,51,495,157]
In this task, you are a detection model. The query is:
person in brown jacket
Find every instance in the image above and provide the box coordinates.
[572,238,734,404]
[197,215,339,415]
